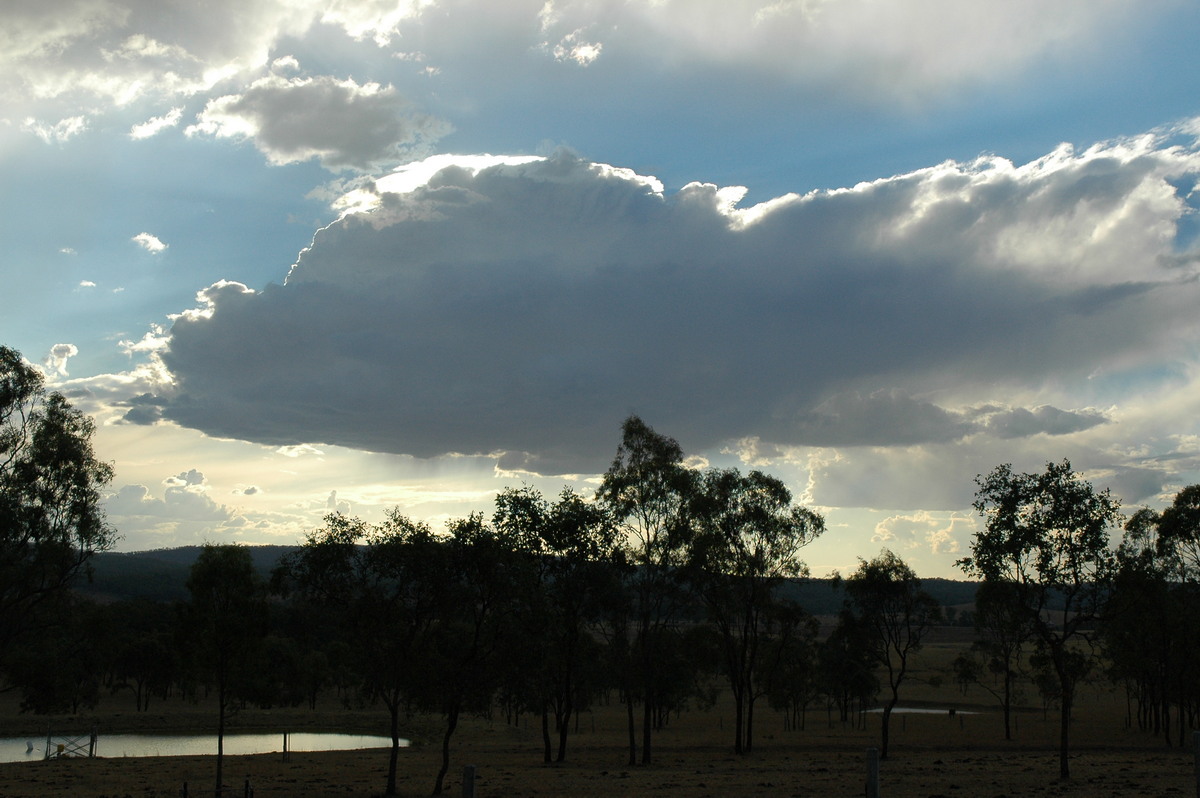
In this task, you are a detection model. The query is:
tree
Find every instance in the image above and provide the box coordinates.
[762,602,822,732]
[687,467,824,753]
[183,544,267,798]
[954,580,1033,740]
[1105,500,1200,746]
[1157,485,1200,581]
[6,594,107,715]
[425,513,524,796]
[493,485,620,763]
[596,415,696,765]
[819,609,878,726]
[0,345,116,666]
[959,460,1120,779]
[275,511,447,797]
[842,549,939,759]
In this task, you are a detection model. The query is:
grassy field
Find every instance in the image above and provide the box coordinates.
[0,629,1195,797]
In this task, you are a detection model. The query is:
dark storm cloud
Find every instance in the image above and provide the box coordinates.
[156,143,1200,474]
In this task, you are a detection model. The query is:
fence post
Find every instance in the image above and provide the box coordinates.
[866,747,880,798]
[462,765,476,798]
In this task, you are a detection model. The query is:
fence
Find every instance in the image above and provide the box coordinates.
[44,727,97,759]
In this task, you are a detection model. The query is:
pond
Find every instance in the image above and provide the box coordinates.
[865,707,979,714]
[0,732,402,764]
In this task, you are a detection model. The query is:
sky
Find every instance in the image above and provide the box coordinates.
[3,0,1200,579]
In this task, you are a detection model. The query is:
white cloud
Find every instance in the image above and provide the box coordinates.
[44,343,79,376]
[872,511,973,555]
[187,73,451,171]
[532,0,1169,103]
[145,129,1200,481]
[5,0,1176,140]
[132,232,168,253]
[22,115,87,143]
[129,106,183,139]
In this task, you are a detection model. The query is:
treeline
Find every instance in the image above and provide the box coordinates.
[5,342,1200,794]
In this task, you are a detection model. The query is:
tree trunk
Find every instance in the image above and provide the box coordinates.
[433,705,460,795]
[556,696,571,762]
[880,704,892,760]
[386,702,401,796]
[732,685,745,754]
[1003,669,1013,741]
[745,694,756,753]
[215,685,225,798]
[1058,680,1072,780]
[625,690,637,766]
[541,708,552,763]
[641,692,653,764]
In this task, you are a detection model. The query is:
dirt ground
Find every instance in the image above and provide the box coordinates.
[1,643,1196,798]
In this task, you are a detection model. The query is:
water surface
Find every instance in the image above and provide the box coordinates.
[0,732,400,764]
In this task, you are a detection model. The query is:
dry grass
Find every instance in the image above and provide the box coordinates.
[0,638,1195,797]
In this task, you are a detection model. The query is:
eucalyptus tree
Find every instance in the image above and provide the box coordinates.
[1157,485,1200,581]
[842,549,940,759]
[819,608,879,725]
[953,579,1033,740]
[425,512,528,796]
[762,602,822,732]
[1106,499,1200,746]
[183,544,268,798]
[959,460,1121,779]
[687,467,824,753]
[0,345,115,666]
[596,415,697,765]
[275,511,449,797]
[493,485,620,763]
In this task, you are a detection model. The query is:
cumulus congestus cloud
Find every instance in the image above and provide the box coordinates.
[154,134,1200,475]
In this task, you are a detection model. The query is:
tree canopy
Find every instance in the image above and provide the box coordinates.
[0,345,115,665]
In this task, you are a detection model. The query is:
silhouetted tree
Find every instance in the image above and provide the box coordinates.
[819,609,878,725]
[953,580,1033,739]
[426,513,526,796]
[597,415,697,765]
[762,602,822,732]
[493,485,620,763]
[0,345,115,674]
[276,512,447,797]
[7,594,107,714]
[960,460,1120,779]
[183,544,267,798]
[842,549,939,759]
[1105,501,1200,746]
[687,467,824,753]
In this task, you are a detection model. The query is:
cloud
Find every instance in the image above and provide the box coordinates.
[975,404,1109,439]
[186,73,450,171]
[531,0,1168,103]
[132,232,168,253]
[44,343,79,377]
[105,480,240,544]
[130,106,183,139]
[22,115,87,143]
[147,129,1200,476]
[165,468,206,487]
[6,0,1177,139]
[872,511,974,555]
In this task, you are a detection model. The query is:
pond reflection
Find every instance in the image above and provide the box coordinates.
[0,732,402,764]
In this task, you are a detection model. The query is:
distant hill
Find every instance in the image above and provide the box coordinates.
[75,545,297,603]
[74,545,981,610]
[778,576,979,617]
